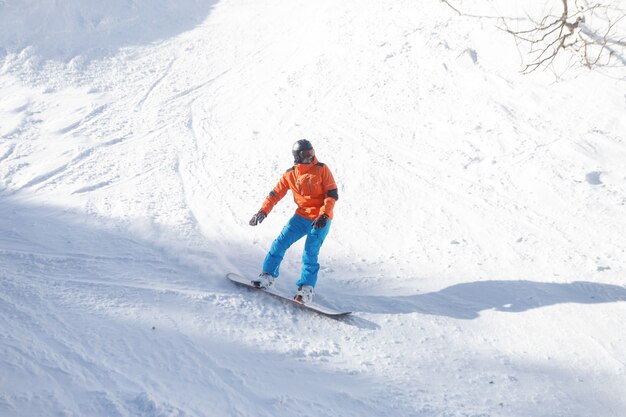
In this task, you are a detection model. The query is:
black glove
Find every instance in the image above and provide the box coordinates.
[312,214,329,229]
[249,211,267,226]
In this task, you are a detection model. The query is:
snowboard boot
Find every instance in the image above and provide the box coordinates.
[251,272,275,289]
[293,285,314,304]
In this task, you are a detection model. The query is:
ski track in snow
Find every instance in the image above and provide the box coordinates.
[1,1,626,416]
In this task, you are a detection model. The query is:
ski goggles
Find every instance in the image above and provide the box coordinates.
[298,149,315,163]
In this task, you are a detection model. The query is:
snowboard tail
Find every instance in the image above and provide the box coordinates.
[227,273,351,318]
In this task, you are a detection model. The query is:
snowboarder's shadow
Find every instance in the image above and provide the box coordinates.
[344,280,626,319]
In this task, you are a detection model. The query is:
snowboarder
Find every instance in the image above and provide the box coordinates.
[249,139,338,303]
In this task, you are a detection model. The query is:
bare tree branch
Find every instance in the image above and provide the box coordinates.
[442,0,626,75]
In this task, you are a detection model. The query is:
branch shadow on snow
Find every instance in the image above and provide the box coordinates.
[342,280,626,319]
[0,195,250,306]
[0,0,220,61]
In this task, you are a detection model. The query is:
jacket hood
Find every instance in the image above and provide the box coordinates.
[295,156,319,174]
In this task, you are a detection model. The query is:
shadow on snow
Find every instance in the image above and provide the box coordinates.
[0,0,220,61]
[343,279,626,319]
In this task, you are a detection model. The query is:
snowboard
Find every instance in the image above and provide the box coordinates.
[227,273,351,318]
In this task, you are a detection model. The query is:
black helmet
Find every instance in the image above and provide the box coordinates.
[292,139,315,164]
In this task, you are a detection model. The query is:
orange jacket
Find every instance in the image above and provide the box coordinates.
[260,157,338,220]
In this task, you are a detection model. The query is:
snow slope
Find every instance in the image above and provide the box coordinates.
[1,1,625,416]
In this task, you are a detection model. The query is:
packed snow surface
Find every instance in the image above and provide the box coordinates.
[1,1,625,416]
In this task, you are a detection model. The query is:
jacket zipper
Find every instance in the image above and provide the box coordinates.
[307,178,312,194]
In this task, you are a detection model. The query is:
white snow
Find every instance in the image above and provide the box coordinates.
[1,1,625,416]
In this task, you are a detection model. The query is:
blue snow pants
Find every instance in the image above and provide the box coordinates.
[262,214,331,288]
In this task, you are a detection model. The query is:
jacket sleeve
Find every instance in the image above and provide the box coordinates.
[260,172,290,215]
[319,166,338,219]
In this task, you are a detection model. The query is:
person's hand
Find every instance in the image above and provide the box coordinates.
[249,211,267,226]
[312,214,329,229]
